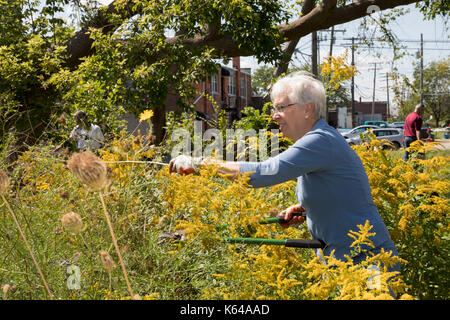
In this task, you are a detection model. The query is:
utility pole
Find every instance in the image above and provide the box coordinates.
[386,72,390,121]
[317,28,345,125]
[420,33,424,105]
[312,29,346,77]
[312,31,318,77]
[351,37,355,127]
[326,28,346,77]
[370,63,377,121]
[317,28,346,59]
[329,26,335,58]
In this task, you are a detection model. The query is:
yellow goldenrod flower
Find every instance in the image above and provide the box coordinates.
[139,109,154,122]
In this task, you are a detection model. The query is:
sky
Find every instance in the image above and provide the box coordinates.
[238,4,449,116]
[76,1,449,116]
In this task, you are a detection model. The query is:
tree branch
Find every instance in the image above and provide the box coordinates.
[63,0,424,68]
[280,0,422,42]
[278,0,337,41]
[63,0,139,69]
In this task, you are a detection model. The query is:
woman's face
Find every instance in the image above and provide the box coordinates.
[272,90,314,141]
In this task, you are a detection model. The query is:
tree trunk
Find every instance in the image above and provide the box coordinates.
[151,105,166,144]
[273,39,301,77]
[273,0,316,78]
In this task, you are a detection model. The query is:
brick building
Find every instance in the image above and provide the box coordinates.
[327,99,389,129]
[166,57,253,129]
[349,99,389,127]
[122,57,256,136]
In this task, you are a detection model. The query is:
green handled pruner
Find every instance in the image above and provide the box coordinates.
[220,212,326,249]
[223,237,325,248]
[215,212,306,231]
[260,212,306,225]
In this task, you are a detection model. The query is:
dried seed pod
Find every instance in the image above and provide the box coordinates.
[2,284,10,298]
[61,211,83,234]
[99,250,116,273]
[0,169,10,195]
[67,151,111,191]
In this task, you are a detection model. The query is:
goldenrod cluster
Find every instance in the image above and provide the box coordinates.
[160,162,415,300]
[352,136,449,298]
[100,132,156,185]
[4,130,448,300]
[320,50,357,92]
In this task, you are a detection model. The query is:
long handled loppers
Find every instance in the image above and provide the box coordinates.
[220,212,326,249]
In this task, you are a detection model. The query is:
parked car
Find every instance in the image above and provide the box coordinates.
[337,128,352,134]
[347,128,403,149]
[364,120,390,128]
[444,127,450,139]
[341,125,378,139]
[389,121,404,129]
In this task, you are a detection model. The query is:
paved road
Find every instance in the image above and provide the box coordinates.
[433,139,450,150]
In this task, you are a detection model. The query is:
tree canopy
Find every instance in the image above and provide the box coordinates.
[396,56,450,126]
[1,0,448,155]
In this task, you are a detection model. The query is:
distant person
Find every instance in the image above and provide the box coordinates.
[403,104,424,161]
[70,110,104,151]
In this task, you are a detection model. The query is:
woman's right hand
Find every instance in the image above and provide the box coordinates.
[168,155,198,175]
[279,204,306,229]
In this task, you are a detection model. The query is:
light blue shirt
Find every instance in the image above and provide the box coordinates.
[70,124,104,150]
[239,119,395,261]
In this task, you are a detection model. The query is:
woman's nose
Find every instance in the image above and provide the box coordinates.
[272,112,281,121]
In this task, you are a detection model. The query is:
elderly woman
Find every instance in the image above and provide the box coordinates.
[169,72,399,270]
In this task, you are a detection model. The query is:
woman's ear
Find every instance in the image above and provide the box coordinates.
[304,103,315,119]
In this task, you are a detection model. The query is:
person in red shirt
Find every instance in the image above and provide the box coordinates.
[403,104,424,161]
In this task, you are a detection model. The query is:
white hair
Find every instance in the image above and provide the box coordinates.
[270,71,327,119]
[415,103,424,111]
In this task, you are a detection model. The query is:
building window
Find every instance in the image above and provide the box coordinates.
[240,76,246,98]
[211,73,218,93]
[228,72,236,96]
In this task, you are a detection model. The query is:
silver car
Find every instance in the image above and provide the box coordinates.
[347,128,404,149]
[341,125,379,140]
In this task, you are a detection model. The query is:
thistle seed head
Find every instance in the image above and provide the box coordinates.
[61,211,83,234]
[0,169,10,195]
[99,250,116,273]
[67,151,111,191]
[2,284,10,298]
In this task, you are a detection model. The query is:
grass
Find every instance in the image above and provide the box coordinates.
[389,144,450,160]
[0,137,449,300]
[0,151,236,299]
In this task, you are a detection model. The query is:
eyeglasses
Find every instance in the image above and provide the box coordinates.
[271,102,314,115]
[271,103,298,114]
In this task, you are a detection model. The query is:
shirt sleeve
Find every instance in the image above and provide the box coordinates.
[239,131,333,188]
[92,126,104,142]
[416,117,423,132]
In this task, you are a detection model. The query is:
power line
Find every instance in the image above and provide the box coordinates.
[341,37,450,43]
[337,45,449,51]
